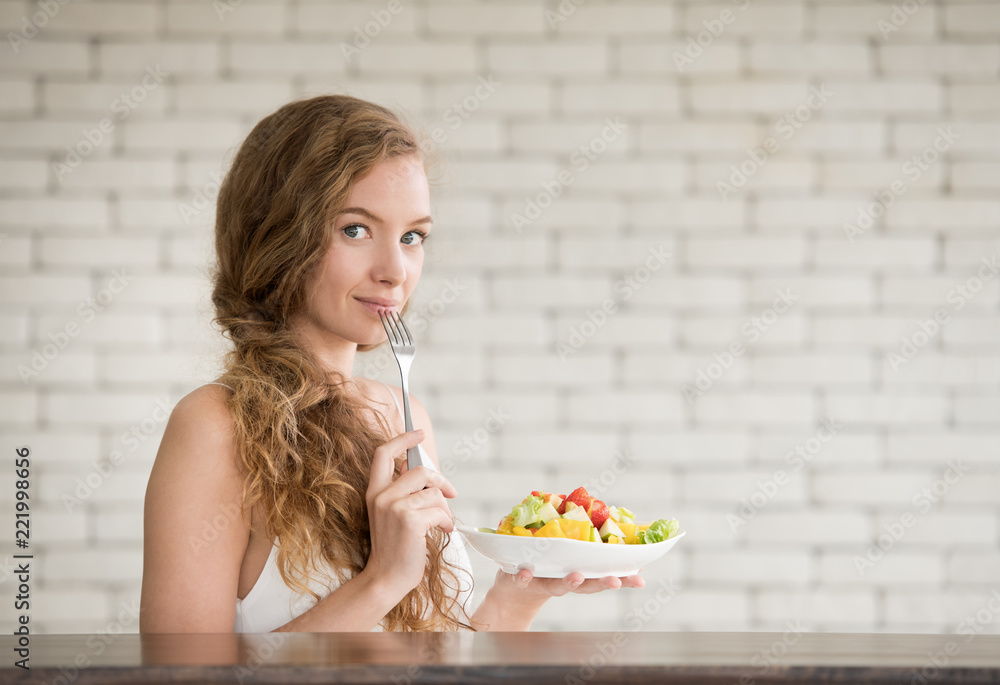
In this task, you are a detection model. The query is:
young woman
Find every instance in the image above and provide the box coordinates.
[139,94,645,634]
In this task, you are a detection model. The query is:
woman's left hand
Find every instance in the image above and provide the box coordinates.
[493,567,645,603]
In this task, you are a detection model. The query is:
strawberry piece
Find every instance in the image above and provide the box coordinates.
[565,486,593,512]
[587,499,610,529]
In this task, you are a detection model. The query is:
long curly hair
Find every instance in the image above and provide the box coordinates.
[210,94,473,631]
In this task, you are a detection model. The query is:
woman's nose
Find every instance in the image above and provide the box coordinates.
[373,244,407,285]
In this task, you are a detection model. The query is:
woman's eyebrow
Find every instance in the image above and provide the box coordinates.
[339,206,432,226]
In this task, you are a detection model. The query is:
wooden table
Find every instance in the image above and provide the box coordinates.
[2,631,999,684]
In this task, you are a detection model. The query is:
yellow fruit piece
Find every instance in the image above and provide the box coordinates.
[512,525,533,537]
[607,534,621,544]
[496,519,514,535]
[558,518,593,542]
[533,519,568,538]
[618,522,639,544]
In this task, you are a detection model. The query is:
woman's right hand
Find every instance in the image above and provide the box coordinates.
[364,429,458,598]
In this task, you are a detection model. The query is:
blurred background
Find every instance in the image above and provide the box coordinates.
[0,0,998,635]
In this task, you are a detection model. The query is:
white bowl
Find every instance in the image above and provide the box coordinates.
[455,524,686,579]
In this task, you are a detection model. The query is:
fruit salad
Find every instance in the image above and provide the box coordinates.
[478,486,680,545]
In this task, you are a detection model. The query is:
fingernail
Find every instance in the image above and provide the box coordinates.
[519,575,530,584]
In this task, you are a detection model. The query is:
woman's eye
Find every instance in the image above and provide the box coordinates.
[401,231,428,246]
[343,224,369,239]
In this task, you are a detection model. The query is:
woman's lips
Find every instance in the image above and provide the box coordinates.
[356,299,397,315]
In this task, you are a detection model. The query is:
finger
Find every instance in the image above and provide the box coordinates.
[369,429,424,494]
[397,464,457,498]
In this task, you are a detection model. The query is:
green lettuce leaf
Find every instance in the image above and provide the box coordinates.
[639,518,679,544]
[510,494,545,528]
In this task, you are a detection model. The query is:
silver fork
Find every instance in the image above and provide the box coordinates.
[379,310,437,474]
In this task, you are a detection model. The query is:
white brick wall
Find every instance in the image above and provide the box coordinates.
[0,0,997,636]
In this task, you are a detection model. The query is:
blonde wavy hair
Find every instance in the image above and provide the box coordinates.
[210,94,473,631]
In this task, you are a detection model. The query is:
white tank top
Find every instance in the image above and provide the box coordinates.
[201,381,475,632]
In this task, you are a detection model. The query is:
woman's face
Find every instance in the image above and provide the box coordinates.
[294,154,432,349]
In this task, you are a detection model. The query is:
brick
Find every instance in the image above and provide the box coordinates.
[0,159,46,190]
[812,315,929,347]
[952,163,1000,190]
[552,4,675,34]
[487,40,608,75]
[296,1,418,35]
[882,44,1000,75]
[625,350,749,386]
[886,200,1000,230]
[895,122,1000,155]
[685,238,806,268]
[55,159,176,190]
[31,505,87,543]
[690,80,812,115]
[950,85,1000,113]
[423,313,548,347]
[438,391,558,425]
[41,549,142,582]
[883,355,1000,387]
[750,276,874,308]
[757,197,881,230]
[166,2,286,35]
[755,590,877,626]
[629,431,750,464]
[944,4,1000,36]
[0,120,120,153]
[42,391,172,424]
[358,40,477,75]
[425,3,542,34]
[620,40,741,75]
[430,80,550,115]
[120,120,245,152]
[633,199,744,230]
[821,81,942,114]
[570,161,685,193]
[0,235,30,266]
[750,43,871,74]
[754,432,881,467]
[491,275,610,308]
[880,276,999,309]
[948,554,1000,583]
[814,5,936,36]
[567,390,687,426]
[175,81,295,114]
[686,3,803,35]
[888,432,1000,464]
[695,392,817,426]
[0,390,37,423]
[2,350,96,385]
[751,354,874,385]
[698,160,817,195]
[35,313,161,345]
[623,589,749,630]
[682,470,807,505]
[228,42,350,74]
[814,238,937,269]
[493,352,614,387]
[0,40,90,74]
[559,80,682,115]
[885,590,999,627]
[814,471,933,505]
[821,551,944,585]
[943,318,1000,345]
[639,122,758,152]
[0,275,91,303]
[780,122,885,153]
[822,160,943,191]
[99,41,220,75]
[826,394,949,425]
[508,119,631,155]
[694,551,812,583]
[678,315,806,347]
[497,430,618,468]
[746,511,871,544]
[0,77,33,113]
[954,397,1000,426]
[0,314,29,344]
